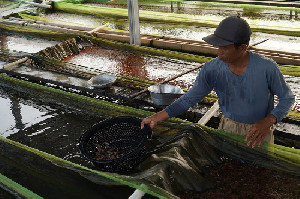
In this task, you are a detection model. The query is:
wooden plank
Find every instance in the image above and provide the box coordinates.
[182,43,217,55]
[152,39,182,51]
[271,56,300,66]
[94,32,130,43]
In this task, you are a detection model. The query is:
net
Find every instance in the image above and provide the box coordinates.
[78,116,152,174]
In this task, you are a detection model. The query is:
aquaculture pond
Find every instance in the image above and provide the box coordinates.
[63,46,200,88]
[1,74,299,199]
[44,11,300,54]
[87,0,300,22]
[0,33,60,53]
[0,77,151,199]
[0,32,299,138]
[0,1,299,198]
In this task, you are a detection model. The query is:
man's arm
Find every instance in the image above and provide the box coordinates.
[245,114,276,148]
[141,110,169,130]
[268,64,295,122]
[141,62,214,130]
[246,62,295,148]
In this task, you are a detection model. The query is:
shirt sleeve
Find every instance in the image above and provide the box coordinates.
[165,63,214,118]
[268,64,295,122]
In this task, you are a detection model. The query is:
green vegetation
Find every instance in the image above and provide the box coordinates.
[279,65,300,77]
[287,110,300,121]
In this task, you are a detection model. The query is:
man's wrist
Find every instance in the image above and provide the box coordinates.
[268,114,277,125]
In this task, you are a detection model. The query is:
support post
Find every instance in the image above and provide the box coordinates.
[127,0,141,45]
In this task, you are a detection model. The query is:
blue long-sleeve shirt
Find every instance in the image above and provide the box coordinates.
[166,51,295,124]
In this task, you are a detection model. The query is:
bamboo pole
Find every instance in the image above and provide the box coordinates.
[130,63,205,98]
[87,23,110,35]
[247,39,269,50]
[2,57,29,69]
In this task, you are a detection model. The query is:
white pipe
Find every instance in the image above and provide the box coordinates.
[198,100,219,125]
[129,184,147,199]
[128,189,146,199]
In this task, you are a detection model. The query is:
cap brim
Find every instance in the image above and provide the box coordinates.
[202,34,233,47]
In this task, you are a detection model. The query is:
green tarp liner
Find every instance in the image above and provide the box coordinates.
[0,73,299,198]
[0,138,139,199]
[0,172,42,199]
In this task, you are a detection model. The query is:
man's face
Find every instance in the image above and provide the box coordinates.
[217,44,244,64]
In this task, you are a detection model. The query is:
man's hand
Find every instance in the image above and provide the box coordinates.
[245,114,276,148]
[141,110,169,130]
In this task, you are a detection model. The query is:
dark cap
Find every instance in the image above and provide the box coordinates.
[202,16,252,47]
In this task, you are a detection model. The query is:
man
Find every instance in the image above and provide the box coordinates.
[141,16,295,148]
